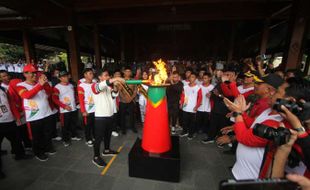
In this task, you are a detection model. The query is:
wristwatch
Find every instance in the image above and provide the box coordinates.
[295,127,306,133]
[232,112,242,117]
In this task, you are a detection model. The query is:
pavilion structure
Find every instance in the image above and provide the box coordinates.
[0,0,309,81]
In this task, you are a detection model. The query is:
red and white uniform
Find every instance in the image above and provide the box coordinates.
[182,79,190,86]
[197,84,214,112]
[91,81,118,117]
[1,82,9,92]
[221,82,254,99]
[0,88,14,123]
[232,108,283,179]
[78,82,95,114]
[17,82,53,122]
[7,79,27,125]
[53,83,77,113]
[180,84,202,113]
[238,85,254,95]
[78,78,97,85]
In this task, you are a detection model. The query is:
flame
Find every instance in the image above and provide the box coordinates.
[151,59,168,85]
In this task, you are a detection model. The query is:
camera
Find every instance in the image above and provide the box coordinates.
[253,124,291,146]
[273,99,300,115]
[273,99,310,122]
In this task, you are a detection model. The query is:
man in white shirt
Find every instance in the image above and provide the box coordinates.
[53,71,81,147]
[91,69,123,167]
[17,64,55,162]
[197,73,214,136]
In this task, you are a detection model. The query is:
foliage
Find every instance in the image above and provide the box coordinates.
[0,43,24,61]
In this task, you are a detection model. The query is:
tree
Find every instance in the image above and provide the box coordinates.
[0,43,24,61]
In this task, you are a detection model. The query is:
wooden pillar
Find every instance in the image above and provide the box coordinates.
[134,27,139,62]
[22,30,36,64]
[120,26,125,63]
[227,22,237,62]
[304,50,310,75]
[67,24,82,82]
[282,0,309,70]
[260,19,270,55]
[94,24,102,70]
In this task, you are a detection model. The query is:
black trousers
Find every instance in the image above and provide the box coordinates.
[179,109,184,127]
[29,115,54,156]
[182,111,196,136]
[112,113,120,132]
[93,117,113,157]
[0,121,25,157]
[50,113,58,138]
[208,112,231,140]
[84,113,95,141]
[168,103,179,127]
[119,102,136,132]
[61,111,78,142]
[196,111,211,134]
[19,124,32,148]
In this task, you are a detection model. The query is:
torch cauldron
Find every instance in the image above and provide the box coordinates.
[127,60,180,182]
[126,80,171,153]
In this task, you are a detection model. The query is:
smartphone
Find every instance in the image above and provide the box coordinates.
[220,179,300,190]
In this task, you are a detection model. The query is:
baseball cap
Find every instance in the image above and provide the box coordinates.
[260,74,284,89]
[59,71,69,77]
[244,71,262,82]
[23,64,37,73]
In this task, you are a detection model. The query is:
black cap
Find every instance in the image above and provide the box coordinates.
[261,74,284,89]
[59,71,69,77]
[223,64,238,73]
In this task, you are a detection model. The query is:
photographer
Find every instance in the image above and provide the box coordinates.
[258,78,310,179]
[270,106,310,186]
[223,74,288,180]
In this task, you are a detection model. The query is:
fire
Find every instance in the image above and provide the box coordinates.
[151,59,168,85]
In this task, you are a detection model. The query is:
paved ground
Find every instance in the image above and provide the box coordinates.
[0,127,235,190]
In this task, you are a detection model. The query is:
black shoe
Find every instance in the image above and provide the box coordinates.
[132,128,138,133]
[179,131,189,137]
[46,148,57,156]
[63,141,71,147]
[187,135,193,140]
[15,154,33,160]
[201,138,214,144]
[71,136,82,141]
[0,171,6,179]
[35,154,48,162]
[102,149,118,157]
[0,150,8,156]
[92,157,107,168]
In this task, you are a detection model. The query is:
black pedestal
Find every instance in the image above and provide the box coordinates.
[128,136,180,182]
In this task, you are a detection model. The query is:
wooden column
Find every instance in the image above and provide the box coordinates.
[22,30,36,64]
[94,24,102,70]
[304,50,310,75]
[260,19,270,55]
[227,22,237,62]
[282,0,309,70]
[120,26,125,62]
[67,24,82,82]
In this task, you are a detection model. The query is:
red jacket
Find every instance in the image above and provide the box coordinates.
[221,82,254,99]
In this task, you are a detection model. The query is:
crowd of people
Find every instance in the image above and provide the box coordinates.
[0,56,310,189]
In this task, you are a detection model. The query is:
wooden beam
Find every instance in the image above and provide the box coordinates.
[74,0,292,12]
[227,22,237,62]
[93,24,102,69]
[22,30,36,64]
[282,0,309,70]
[67,24,82,82]
[78,2,290,25]
[260,19,270,55]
